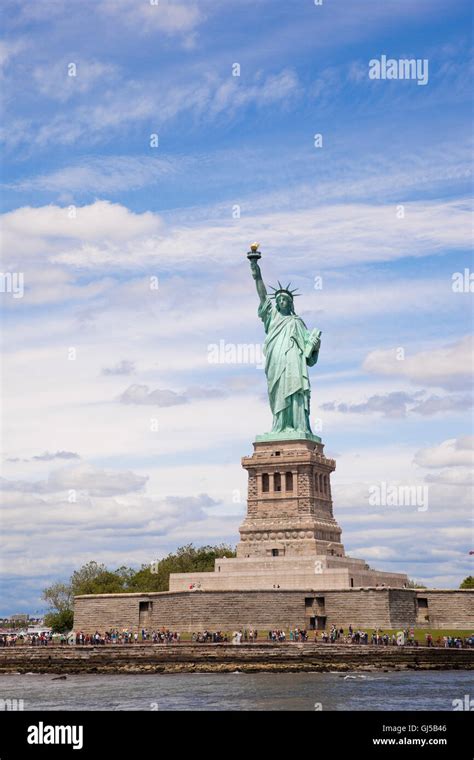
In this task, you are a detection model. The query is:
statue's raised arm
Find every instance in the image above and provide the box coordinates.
[247,243,267,305]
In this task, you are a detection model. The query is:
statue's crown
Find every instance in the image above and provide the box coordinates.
[269,281,301,300]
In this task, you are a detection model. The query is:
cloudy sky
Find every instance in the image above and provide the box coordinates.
[1,0,472,615]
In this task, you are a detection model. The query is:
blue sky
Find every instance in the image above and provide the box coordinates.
[0,0,473,615]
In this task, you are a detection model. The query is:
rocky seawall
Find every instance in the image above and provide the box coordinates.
[0,643,472,674]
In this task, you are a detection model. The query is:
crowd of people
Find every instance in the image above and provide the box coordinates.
[315,626,473,647]
[438,635,467,648]
[0,632,54,646]
[192,631,229,642]
[74,628,181,644]
[268,629,286,641]
[267,628,309,641]
[318,626,401,645]
[1,626,472,647]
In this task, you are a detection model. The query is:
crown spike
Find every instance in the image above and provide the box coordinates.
[268,280,302,302]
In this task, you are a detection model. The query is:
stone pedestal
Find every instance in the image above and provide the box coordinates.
[169,437,409,592]
[237,438,343,559]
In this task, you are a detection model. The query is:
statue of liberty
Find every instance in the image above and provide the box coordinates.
[248,244,322,441]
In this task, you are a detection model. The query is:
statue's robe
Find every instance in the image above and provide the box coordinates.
[258,296,320,434]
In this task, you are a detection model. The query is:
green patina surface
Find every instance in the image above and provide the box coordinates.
[248,246,321,443]
[255,430,322,443]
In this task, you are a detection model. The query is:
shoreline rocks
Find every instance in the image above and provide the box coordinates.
[0,643,472,675]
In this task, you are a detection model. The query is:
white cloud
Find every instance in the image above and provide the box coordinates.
[304,277,461,321]
[425,468,474,486]
[32,60,119,102]
[1,201,162,271]
[322,391,420,419]
[99,0,204,38]
[16,200,159,241]
[1,330,267,464]
[0,463,148,497]
[119,384,188,407]
[2,198,471,277]
[0,37,27,68]
[2,68,300,151]
[32,451,80,462]
[363,336,473,391]
[321,390,472,419]
[410,394,473,416]
[0,489,221,581]
[352,546,398,560]
[206,68,300,119]
[0,267,115,308]
[414,437,474,468]
[9,155,185,194]
[47,463,149,496]
[102,360,136,376]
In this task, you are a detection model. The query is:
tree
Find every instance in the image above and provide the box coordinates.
[42,582,73,613]
[127,544,236,592]
[44,609,74,633]
[70,561,108,594]
[41,545,237,624]
[460,576,474,589]
[70,560,133,596]
[406,579,427,589]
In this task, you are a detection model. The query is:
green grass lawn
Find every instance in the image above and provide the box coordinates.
[176,628,473,643]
